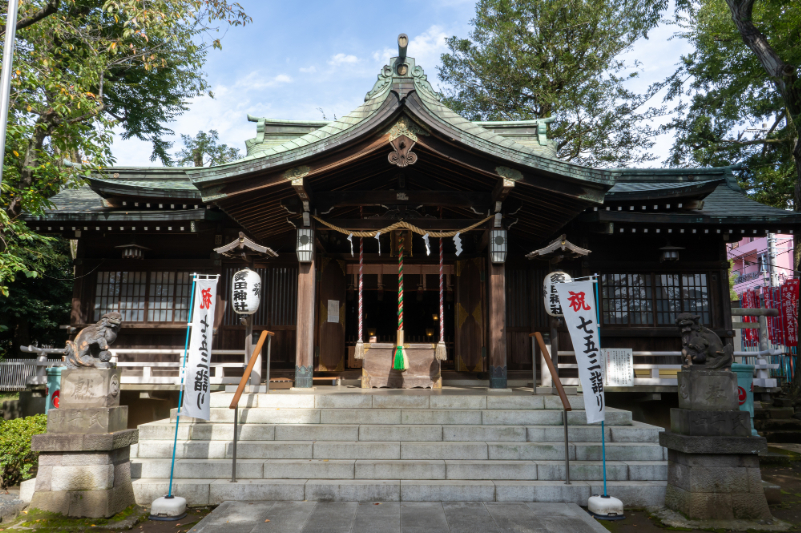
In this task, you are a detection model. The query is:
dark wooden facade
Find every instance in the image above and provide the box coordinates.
[26,39,801,390]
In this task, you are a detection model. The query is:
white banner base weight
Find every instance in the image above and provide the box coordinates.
[588,495,625,521]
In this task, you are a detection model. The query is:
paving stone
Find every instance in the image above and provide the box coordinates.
[486,396,544,410]
[315,395,373,409]
[574,443,665,461]
[626,461,668,481]
[494,481,591,503]
[488,443,575,461]
[235,408,321,425]
[536,461,628,481]
[446,460,537,480]
[373,396,430,409]
[132,478,213,506]
[227,441,314,459]
[132,458,265,479]
[483,410,561,426]
[442,502,500,533]
[356,459,445,480]
[191,423,276,441]
[484,502,546,532]
[314,441,401,460]
[138,423,190,440]
[251,501,317,533]
[360,425,442,442]
[401,442,488,460]
[275,424,359,441]
[568,409,631,426]
[134,440,229,459]
[300,501,358,533]
[444,426,525,442]
[263,459,354,479]
[400,502,450,532]
[257,394,316,409]
[429,396,487,410]
[322,409,401,425]
[610,423,662,443]
[400,480,495,502]
[353,501,401,533]
[402,410,481,425]
[305,480,401,502]
[527,426,609,443]
[208,479,306,503]
[196,501,275,533]
[210,393,258,408]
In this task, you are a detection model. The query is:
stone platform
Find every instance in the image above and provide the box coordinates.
[192,501,609,533]
[130,388,667,506]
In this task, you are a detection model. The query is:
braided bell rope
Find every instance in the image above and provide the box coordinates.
[398,233,404,334]
[358,237,363,341]
[312,215,492,238]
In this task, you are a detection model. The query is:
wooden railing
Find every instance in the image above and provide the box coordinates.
[228,330,273,483]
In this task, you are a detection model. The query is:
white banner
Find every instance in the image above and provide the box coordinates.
[603,348,634,387]
[555,280,605,424]
[182,277,218,420]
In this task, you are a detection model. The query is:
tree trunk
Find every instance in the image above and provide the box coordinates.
[193,149,203,167]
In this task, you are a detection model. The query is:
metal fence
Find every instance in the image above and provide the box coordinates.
[0,359,61,391]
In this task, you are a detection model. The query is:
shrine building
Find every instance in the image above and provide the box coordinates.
[26,36,801,399]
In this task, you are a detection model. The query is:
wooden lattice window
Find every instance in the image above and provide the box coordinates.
[93,271,193,323]
[601,273,710,326]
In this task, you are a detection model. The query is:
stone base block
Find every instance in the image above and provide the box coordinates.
[60,368,121,409]
[32,429,138,452]
[670,408,752,437]
[659,431,766,455]
[678,370,738,411]
[47,406,128,434]
[665,484,771,520]
[30,484,134,518]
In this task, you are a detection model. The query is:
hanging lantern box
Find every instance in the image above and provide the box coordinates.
[543,271,572,317]
[231,268,261,315]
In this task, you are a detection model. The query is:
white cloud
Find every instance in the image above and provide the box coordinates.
[299,66,317,73]
[328,53,359,66]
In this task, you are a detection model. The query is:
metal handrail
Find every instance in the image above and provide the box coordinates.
[228,330,273,483]
[532,332,572,485]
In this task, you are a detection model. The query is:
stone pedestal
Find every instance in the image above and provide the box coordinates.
[30,368,138,518]
[661,369,771,521]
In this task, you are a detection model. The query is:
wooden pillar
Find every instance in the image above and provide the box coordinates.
[295,254,316,388]
[488,256,507,389]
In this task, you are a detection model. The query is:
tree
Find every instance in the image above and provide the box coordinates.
[0,0,251,296]
[174,130,240,167]
[437,0,668,167]
[0,237,72,358]
[661,0,800,212]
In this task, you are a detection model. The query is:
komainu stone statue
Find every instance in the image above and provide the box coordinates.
[676,312,733,371]
[64,312,122,369]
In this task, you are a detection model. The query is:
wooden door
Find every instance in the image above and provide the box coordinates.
[316,257,346,371]
[455,258,484,372]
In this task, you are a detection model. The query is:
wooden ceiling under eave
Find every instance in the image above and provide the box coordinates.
[208,116,607,246]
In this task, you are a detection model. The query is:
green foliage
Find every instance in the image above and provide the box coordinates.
[0,414,47,489]
[0,236,72,357]
[662,0,801,208]
[0,0,251,296]
[728,260,739,301]
[174,130,241,167]
[437,0,668,167]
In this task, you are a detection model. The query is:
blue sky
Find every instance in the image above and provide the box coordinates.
[111,0,692,168]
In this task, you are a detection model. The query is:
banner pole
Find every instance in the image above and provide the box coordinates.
[168,273,198,498]
[592,274,607,498]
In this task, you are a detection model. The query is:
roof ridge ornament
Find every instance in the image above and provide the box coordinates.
[386,116,428,143]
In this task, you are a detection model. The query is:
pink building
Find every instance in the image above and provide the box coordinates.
[728,234,795,297]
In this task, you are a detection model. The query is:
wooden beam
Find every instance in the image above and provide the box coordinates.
[295,254,316,388]
[315,219,486,230]
[491,178,515,211]
[291,176,313,213]
[314,190,489,211]
[487,255,507,389]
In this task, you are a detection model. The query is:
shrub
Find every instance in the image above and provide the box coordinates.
[0,414,47,488]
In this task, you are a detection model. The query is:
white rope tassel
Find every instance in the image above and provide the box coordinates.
[347,233,354,257]
[454,232,463,256]
[423,233,430,256]
[375,231,381,256]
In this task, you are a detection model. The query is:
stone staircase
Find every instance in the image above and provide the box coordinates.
[130,391,667,507]
[755,398,801,443]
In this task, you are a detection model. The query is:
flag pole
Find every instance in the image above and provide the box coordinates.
[0,0,20,189]
[592,274,607,497]
[168,273,197,498]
